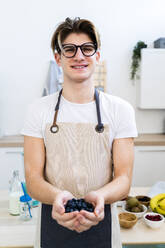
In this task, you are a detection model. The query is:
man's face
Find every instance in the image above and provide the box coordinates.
[55,32,100,83]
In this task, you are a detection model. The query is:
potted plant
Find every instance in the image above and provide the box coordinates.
[131,41,147,80]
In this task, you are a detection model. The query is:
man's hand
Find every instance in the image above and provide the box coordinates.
[74,191,105,233]
[51,191,79,231]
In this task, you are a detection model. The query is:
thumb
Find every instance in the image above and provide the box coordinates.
[56,204,65,214]
[94,197,104,217]
[95,208,100,217]
[54,195,65,215]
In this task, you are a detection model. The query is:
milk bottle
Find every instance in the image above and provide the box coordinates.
[9,170,22,215]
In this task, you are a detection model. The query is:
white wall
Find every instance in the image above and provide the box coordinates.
[0,0,165,135]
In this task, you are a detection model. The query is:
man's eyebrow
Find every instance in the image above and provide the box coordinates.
[62,43,76,46]
[62,42,94,47]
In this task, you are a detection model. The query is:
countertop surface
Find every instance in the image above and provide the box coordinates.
[0,190,37,248]
[1,187,165,247]
[0,133,165,147]
[120,187,165,245]
[0,135,24,148]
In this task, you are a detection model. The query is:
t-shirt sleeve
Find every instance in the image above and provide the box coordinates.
[114,101,138,139]
[20,101,43,138]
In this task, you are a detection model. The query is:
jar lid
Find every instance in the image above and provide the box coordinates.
[20,194,32,202]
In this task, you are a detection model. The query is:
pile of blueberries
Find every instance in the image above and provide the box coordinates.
[64,198,94,213]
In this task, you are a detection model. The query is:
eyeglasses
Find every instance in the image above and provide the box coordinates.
[61,42,97,58]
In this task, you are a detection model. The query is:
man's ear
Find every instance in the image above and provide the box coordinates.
[96,51,100,64]
[54,52,61,66]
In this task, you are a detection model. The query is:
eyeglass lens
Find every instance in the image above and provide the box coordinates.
[62,43,96,58]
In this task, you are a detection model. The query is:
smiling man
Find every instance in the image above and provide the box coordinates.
[56,33,98,83]
[22,17,138,248]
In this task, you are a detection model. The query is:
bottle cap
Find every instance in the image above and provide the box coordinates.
[20,194,32,202]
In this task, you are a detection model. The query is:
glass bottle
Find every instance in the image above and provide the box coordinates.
[20,195,32,221]
[9,170,22,215]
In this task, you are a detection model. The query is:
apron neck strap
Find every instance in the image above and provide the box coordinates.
[94,89,104,133]
[55,89,63,111]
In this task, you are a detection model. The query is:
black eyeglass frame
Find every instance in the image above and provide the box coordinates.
[61,42,97,58]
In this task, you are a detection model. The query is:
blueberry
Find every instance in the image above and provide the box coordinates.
[64,198,94,213]
[65,207,70,213]
[88,208,94,212]
[82,202,87,208]
[66,200,73,207]
[87,202,93,208]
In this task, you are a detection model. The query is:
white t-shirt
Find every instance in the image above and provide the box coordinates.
[21,91,138,147]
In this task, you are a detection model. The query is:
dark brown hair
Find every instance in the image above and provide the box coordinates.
[51,17,101,54]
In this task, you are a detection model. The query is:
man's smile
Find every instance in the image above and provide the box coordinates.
[71,64,88,69]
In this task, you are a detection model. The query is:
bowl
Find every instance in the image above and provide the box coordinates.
[136,195,151,207]
[122,202,147,219]
[116,200,126,207]
[118,212,137,228]
[143,212,164,229]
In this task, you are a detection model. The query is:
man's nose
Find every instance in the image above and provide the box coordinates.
[74,47,85,59]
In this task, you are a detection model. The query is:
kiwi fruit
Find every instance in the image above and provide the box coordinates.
[137,204,143,211]
[126,197,139,208]
[131,206,141,212]
[125,203,132,211]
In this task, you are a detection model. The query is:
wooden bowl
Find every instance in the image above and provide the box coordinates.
[119,212,138,228]
[135,195,151,207]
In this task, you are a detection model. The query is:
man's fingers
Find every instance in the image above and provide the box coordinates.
[53,195,66,214]
[58,216,78,229]
[52,210,78,221]
[54,204,65,215]
[84,191,104,218]
[75,224,91,233]
[94,196,104,217]
[80,209,104,222]
[54,191,73,214]
[94,205,104,218]
[76,215,98,227]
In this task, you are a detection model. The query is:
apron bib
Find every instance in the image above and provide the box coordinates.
[38,89,122,248]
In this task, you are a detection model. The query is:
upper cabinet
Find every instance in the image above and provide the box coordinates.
[137,49,165,109]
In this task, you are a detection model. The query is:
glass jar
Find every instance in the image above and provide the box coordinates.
[19,195,32,221]
[9,170,22,215]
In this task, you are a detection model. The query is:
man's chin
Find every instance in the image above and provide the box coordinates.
[70,76,91,83]
[75,78,88,83]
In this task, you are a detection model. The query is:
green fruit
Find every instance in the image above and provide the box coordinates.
[137,204,143,211]
[126,204,131,211]
[127,197,139,208]
[126,196,132,201]
[131,206,141,213]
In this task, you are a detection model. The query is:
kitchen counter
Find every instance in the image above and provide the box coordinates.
[120,187,165,245]
[0,133,165,147]
[135,133,165,146]
[0,135,24,148]
[0,190,37,248]
[1,187,165,247]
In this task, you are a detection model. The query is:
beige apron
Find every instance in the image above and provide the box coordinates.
[34,90,122,248]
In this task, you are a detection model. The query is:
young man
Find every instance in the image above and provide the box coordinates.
[22,17,137,248]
